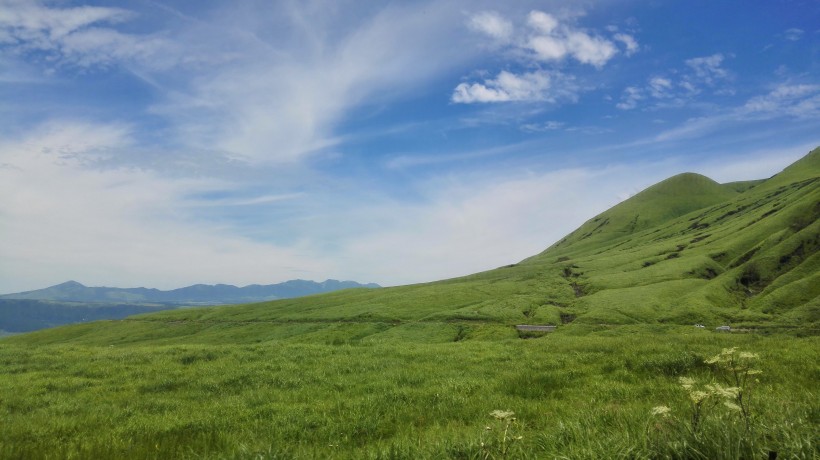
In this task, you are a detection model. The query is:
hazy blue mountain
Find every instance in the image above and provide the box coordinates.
[0,279,380,305]
[0,279,380,334]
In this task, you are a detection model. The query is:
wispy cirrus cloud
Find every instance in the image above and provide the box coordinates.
[0,121,333,292]
[783,28,804,41]
[742,83,820,119]
[652,83,820,142]
[1,1,477,164]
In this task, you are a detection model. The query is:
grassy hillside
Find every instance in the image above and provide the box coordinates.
[8,148,818,347]
[1,148,817,459]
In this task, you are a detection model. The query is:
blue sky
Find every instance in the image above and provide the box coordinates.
[1,0,818,293]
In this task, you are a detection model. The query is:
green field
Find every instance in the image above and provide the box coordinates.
[1,329,817,459]
[2,148,818,458]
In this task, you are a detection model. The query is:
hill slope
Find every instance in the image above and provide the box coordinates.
[7,147,819,346]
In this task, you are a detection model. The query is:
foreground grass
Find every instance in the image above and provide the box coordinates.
[1,326,816,459]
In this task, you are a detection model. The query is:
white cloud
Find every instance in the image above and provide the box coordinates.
[617,54,732,110]
[453,70,550,103]
[452,70,577,104]
[520,120,565,132]
[468,10,513,41]
[523,10,617,67]
[0,0,178,70]
[741,84,820,119]
[685,53,728,85]
[613,33,639,56]
[783,28,804,41]
[527,11,559,34]
[616,86,643,110]
[455,9,633,104]
[650,84,820,142]
[648,77,673,98]
[563,30,617,67]
[528,34,568,61]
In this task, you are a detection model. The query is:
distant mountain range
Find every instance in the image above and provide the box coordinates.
[0,280,379,334]
[1,279,380,305]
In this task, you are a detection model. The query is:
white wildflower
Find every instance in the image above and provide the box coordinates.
[679,377,696,390]
[490,410,515,420]
[689,390,710,404]
[724,401,742,412]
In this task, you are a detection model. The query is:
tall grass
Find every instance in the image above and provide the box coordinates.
[1,327,816,459]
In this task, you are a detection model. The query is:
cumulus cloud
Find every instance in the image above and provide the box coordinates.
[524,11,617,67]
[453,70,558,103]
[685,53,728,85]
[617,54,731,110]
[454,9,635,105]
[616,86,643,110]
[613,33,639,56]
[648,77,673,98]
[468,10,513,41]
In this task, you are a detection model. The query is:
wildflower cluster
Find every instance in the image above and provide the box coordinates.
[481,410,523,459]
[705,347,762,428]
[650,348,763,433]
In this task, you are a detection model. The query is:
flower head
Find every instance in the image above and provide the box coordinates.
[724,401,742,412]
[651,405,672,417]
[679,377,696,390]
[490,410,515,420]
[689,390,710,404]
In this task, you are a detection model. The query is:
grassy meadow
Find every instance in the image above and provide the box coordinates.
[1,327,817,459]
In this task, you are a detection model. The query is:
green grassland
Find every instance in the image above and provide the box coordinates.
[1,148,818,458]
[1,330,817,459]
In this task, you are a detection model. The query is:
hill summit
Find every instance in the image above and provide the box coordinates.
[549,172,742,252]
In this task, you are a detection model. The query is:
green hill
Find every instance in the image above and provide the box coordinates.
[8,148,818,346]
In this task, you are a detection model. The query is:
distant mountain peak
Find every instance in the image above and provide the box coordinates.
[56,280,85,288]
